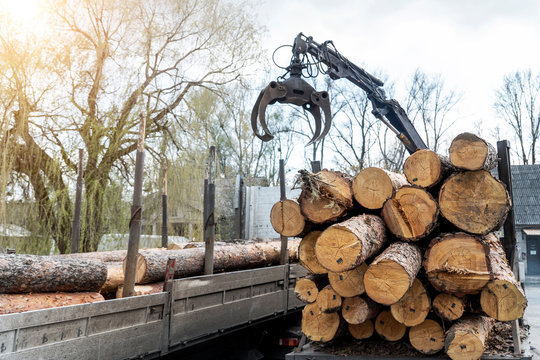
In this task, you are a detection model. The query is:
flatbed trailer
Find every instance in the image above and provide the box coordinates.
[0,263,307,359]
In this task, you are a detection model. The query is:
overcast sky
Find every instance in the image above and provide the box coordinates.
[255,0,540,144]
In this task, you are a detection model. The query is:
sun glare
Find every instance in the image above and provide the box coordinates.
[0,0,46,34]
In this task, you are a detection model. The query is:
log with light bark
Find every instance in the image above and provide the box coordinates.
[403,149,455,188]
[315,215,386,273]
[327,263,367,298]
[381,186,439,241]
[390,278,430,327]
[424,233,490,296]
[341,296,380,325]
[133,239,300,284]
[439,170,510,235]
[348,319,374,340]
[352,167,408,210]
[445,316,494,360]
[116,282,164,298]
[0,254,107,293]
[374,310,407,342]
[99,262,124,294]
[0,292,104,314]
[432,293,466,321]
[270,199,308,237]
[364,242,422,305]
[317,285,342,313]
[449,133,498,171]
[298,231,327,275]
[54,248,166,262]
[297,170,354,224]
[301,302,342,342]
[480,233,527,321]
[294,275,328,303]
[409,319,445,355]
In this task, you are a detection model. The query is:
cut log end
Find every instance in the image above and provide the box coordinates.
[134,253,147,284]
[403,149,445,188]
[294,278,320,303]
[352,168,407,209]
[449,133,497,171]
[270,199,306,237]
[341,296,380,325]
[348,320,374,340]
[390,278,430,327]
[445,316,494,360]
[299,231,327,275]
[409,319,445,355]
[301,302,341,342]
[327,263,367,298]
[432,293,465,321]
[480,280,527,321]
[374,310,406,342]
[317,285,342,313]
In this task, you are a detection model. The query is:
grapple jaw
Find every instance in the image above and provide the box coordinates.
[251,75,332,146]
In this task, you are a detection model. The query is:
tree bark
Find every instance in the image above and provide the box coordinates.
[0,292,104,314]
[315,214,386,273]
[116,282,164,298]
[99,262,124,294]
[133,239,300,284]
[449,133,498,171]
[480,234,527,321]
[374,310,407,342]
[381,186,439,241]
[298,231,327,275]
[301,302,343,342]
[352,167,408,209]
[439,170,510,235]
[341,296,380,325]
[390,278,430,327]
[364,242,422,305]
[348,319,374,340]
[0,254,107,293]
[424,233,490,296]
[316,285,342,313]
[270,199,308,237]
[433,293,466,321]
[409,319,445,355]
[445,315,494,360]
[294,275,328,303]
[327,263,367,298]
[403,149,455,188]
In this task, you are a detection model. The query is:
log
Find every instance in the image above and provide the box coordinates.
[294,275,328,303]
[0,254,107,293]
[133,239,300,284]
[374,310,407,342]
[424,233,490,296]
[298,231,328,274]
[390,278,430,327]
[433,293,466,321]
[439,170,510,235]
[409,319,445,355]
[317,285,342,313]
[0,292,104,314]
[364,242,422,305]
[352,167,408,209]
[480,234,527,321]
[381,186,439,241]
[270,199,307,237]
[327,263,367,298]
[315,215,386,273]
[99,262,124,294]
[449,133,498,171]
[341,296,380,325]
[403,149,455,188]
[348,319,374,340]
[445,315,494,360]
[297,170,354,224]
[301,302,342,342]
[116,282,164,298]
[53,248,166,262]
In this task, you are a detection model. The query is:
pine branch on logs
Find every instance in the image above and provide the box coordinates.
[352,167,408,209]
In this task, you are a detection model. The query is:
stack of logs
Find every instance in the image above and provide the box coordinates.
[277,133,527,360]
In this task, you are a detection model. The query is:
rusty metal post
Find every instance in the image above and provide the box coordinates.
[161,163,168,248]
[233,174,244,239]
[204,146,216,275]
[310,160,321,173]
[123,114,146,298]
[279,159,288,265]
[70,148,84,254]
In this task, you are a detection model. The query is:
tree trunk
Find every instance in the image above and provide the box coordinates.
[317,285,342,313]
[133,239,300,284]
[301,302,342,342]
[294,275,328,303]
[381,186,439,241]
[445,316,494,360]
[424,233,490,296]
[390,278,430,327]
[0,254,107,293]
[0,292,104,315]
[270,199,308,237]
[480,234,527,321]
[297,170,354,224]
[298,231,327,275]
[81,178,108,252]
[348,319,374,340]
[315,215,386,273]
[439,170,510,235]
[364,242,422,305]
[409,319,445,355]
[116,282,164,298]
[449,133,498,171]
[403,149,455,188]
[352,167,408,209]
[327,263,367,298]
[374,310,407,342]
[433,293,466,321]
[341,296,380,325]
[99,262,124,294]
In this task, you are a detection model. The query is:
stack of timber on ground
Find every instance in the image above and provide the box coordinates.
[286,133,527,360]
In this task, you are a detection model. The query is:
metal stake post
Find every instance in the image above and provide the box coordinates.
[123,114,146,298]
[279,159,288,265]
[161,163,168,248]
[70,148,84,254]
[233,174,244,239]
[204,146,216,275]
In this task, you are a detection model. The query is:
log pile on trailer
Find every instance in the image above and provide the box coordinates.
[288,133,527,360]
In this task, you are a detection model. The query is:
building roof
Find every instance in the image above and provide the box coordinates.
[508,164,540,226]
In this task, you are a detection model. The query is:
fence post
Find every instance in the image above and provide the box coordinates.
[204,146,216,275]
